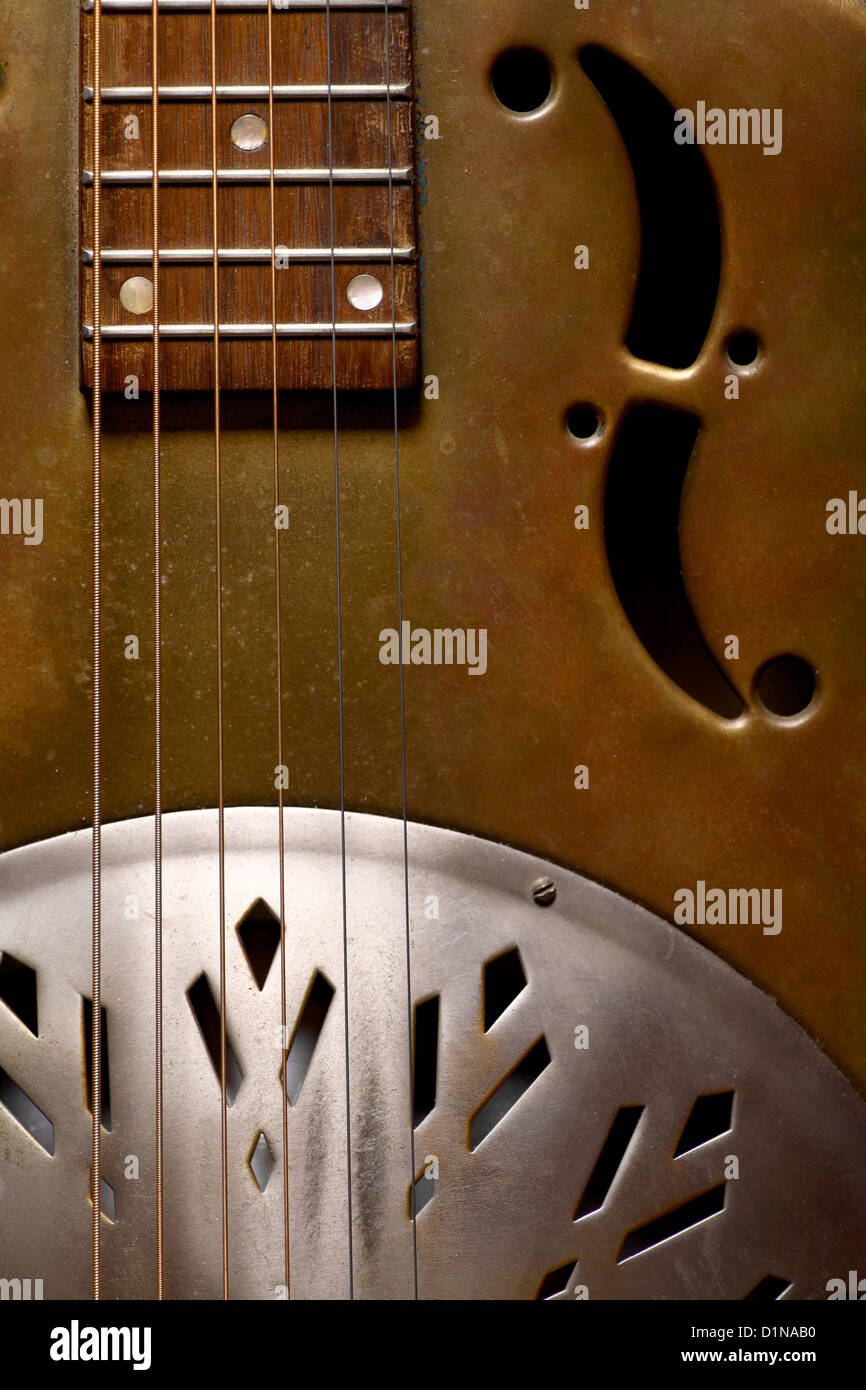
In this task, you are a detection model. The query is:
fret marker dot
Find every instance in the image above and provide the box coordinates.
[346,274,383,311]
[231,114,268,152]
[119,276,154,315]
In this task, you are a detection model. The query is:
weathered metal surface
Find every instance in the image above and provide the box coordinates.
[1,809,864,1299]
[0,0,864,1125]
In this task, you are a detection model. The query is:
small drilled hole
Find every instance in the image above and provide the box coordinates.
[231,113,267,152]
[727,330,761,368]
[567,404,603,441]
[491,48,552,114]
[755,655,816,718]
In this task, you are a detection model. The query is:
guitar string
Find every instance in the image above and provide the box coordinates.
[265,0,292,1298]
[324,0,355,1300]
[91,0,104,1304]
[383,0,419,1299]
[151,0,166,1302]
[209,0,231,1301]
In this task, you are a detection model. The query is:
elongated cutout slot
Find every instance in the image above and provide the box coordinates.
[744,1275,792,1301]
[409,1164,436,1218]
[413,995,440,1127]
[187,973,243,1106]
[483,948,527,1031]
[470,1036,551,1151]
[618,1183,726,1263]
[536,1259,579,1300]
[0,1065,54,1155]
[82,996,112,1131]
[674,1090,734,1157]
[0,953,38,1036]
[284,971,335,1106]
[574,1105,643,1219]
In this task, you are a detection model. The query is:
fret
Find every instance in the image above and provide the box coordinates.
[84,321,416,340]
[86,1,407,10]
[80,0,419,390]
[83,246,415,263]
[83,166,413,185]
[84,83,410,102]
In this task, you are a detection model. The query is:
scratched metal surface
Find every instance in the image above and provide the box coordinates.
[0,0,864,1107]
[2,809,865,1299]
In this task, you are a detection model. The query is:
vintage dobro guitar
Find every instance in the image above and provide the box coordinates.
[0,0,864,1303]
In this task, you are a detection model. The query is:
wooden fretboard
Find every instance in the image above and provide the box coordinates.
[79,0,419,391]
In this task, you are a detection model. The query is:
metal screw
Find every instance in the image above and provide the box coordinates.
[532,877,556,907]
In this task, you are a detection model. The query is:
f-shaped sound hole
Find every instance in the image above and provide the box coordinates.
[604,404,743,718]
[580,45,722,369]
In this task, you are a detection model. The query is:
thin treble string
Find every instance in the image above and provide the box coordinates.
[151,0,166,1302]
[265,0,291,1298]
[383,0,418,1299]
[325,0,354,1301]
[91,0,104,1305]
[209,0,230,1301]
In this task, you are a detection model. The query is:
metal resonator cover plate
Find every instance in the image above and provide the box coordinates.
[0,809,864,1300]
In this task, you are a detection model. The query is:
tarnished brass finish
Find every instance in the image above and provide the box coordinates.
[1,0,865,1120]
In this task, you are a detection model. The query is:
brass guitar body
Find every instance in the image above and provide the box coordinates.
[0,0,865,1300]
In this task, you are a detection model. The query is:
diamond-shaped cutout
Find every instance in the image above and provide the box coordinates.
[0,952,38,1036]
[236,898,281,991]
[674,1090,735,1157]
[249,1131,275,1193]
[483,947,527,1031]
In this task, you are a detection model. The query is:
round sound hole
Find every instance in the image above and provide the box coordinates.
[755,654,817,717]
[491,48,553,114]
[566,404,604,441]
[727,329,761,369]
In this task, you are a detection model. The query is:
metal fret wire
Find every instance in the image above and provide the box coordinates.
[384,0,418,1299]
[325,0,355,1300]
[152,0,166,1302]
[210,0,231,1301]
[91,0,104,1305]
[93,2,406,10]
[266,0,292,1299]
